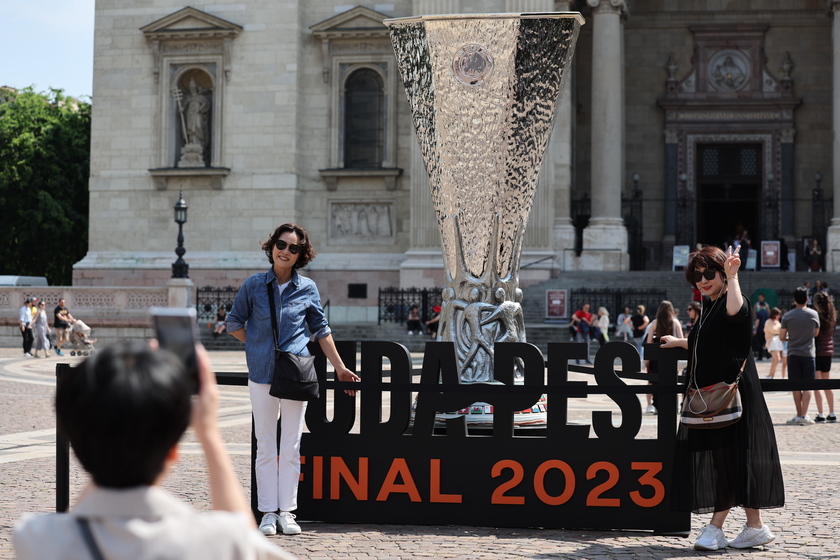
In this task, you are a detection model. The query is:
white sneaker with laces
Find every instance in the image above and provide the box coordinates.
[259,512,278,536]
[693,524,728,551]
[728,524,775,548]
[796,415,815,425]
[277,511,301,535]
[786,416,801,425]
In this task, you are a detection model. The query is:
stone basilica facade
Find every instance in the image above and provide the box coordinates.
[76,0,839,319]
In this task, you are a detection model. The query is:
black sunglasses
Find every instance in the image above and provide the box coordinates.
[691,269,719,283]
[275,239,302,255]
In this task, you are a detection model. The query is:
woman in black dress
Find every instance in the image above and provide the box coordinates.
[659,245,784,551]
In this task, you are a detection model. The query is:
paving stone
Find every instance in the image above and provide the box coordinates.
[0,347,837,559]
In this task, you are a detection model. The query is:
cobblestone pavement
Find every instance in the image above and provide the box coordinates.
[0,347,838,559]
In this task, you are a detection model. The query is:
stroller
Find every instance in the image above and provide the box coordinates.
[69,320,97,356]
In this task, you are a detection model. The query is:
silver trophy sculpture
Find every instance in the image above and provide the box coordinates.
[386,13,583,385]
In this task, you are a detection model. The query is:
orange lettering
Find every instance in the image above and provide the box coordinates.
[534,460,575,506]
[375,458,422,502]
[330,457,369,501]
[311,456,323,500]
[586,461,620,507]
[491,460,525,505]
[430,459,462,503]
[629,462,665,507]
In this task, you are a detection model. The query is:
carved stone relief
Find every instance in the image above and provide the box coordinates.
[330,202,395,243]
[708,50,749,92]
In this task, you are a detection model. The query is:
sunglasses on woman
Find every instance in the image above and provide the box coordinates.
[691,269,719,283]
[275,239,302,255]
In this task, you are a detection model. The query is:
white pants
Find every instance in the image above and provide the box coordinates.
[249,381,307,513]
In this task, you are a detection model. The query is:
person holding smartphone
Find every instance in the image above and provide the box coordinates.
[226,223,359,537]
[14,341,296,560]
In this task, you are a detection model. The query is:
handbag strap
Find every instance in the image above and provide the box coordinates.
[267,282,280,352]
[77,518,106,560]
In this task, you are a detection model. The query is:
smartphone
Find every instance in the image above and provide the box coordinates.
[150,307,201,394]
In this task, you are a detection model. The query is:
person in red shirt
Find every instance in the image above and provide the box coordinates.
[571,303,596,364]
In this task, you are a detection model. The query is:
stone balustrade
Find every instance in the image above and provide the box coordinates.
[0,285,192,348]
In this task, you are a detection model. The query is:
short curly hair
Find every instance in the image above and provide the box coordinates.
[261,223,317,269]
[684,245,726,287]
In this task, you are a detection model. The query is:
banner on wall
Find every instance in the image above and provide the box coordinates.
[545,289,567,320]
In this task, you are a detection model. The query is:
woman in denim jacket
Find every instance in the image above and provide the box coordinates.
[227,223,359,537]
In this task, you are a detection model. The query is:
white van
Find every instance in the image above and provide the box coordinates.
[0,276,50,286]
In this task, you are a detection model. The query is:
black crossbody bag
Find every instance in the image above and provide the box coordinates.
[266,282,319,401]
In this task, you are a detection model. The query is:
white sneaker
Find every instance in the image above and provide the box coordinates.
[277,511,301,535]
[796,415,815,425]
[259,512,278,536]
[646,404,657,414]
[694,524,728,551]
[728,524,775,548]
[24,352,33,358]
[786,416,801,425]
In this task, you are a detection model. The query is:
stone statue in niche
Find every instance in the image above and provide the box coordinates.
[173,78,211,167]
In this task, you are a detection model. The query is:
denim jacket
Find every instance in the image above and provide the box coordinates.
[226,268,331,384]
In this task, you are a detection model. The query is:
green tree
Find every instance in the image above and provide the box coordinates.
[0,87,91,285]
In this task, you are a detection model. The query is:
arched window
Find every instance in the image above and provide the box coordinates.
[343,68,384,168]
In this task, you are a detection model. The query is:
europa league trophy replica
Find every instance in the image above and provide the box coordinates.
[386,13,583,389]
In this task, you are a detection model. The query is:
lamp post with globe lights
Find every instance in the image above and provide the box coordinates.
[171,190,189,279]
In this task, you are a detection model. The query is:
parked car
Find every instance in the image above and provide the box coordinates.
[0,276,49,286]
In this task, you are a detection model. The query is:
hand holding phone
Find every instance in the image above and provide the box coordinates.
[150,307,201,394]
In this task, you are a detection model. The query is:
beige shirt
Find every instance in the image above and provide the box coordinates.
[14,486,296,560]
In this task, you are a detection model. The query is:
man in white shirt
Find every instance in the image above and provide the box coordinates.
[14,340,296,560]
[18,297,34,357]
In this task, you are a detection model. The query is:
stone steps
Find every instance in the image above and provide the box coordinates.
[521,270,840,324]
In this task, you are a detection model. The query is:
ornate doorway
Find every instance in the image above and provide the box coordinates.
[695,144,761,248]
[657,24,801,254]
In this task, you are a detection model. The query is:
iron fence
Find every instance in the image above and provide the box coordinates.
[378,287,442,325]
[570,191,645,270]
[569,288,668,324]
[196,286,239,325]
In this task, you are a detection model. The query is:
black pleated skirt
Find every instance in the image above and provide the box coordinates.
[671,358,785,514]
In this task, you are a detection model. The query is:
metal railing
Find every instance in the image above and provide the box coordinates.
[195,286,239,324]
[569,288,668,323]
[378,287,442,325]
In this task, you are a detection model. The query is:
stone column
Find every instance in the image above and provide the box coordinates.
[780,129,795,240]
[828,0,840,271]
[662,128,678,263]
[551,0,577,270]
[167,277,195,308]
[508,0,557,281]
[583,0,628,271]
[400,0,461,287]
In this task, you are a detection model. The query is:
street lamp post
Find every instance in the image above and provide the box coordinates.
[171,190,189,279]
